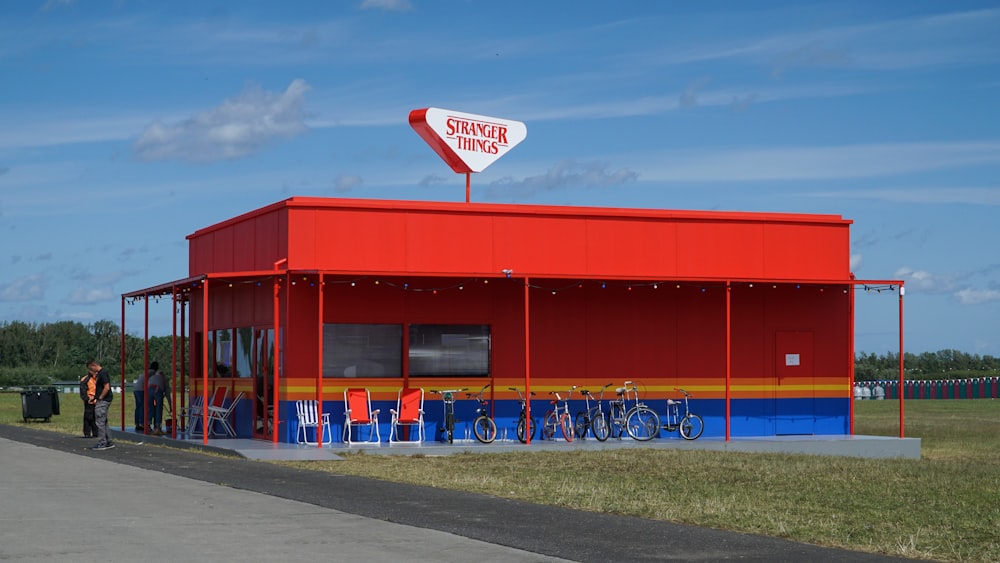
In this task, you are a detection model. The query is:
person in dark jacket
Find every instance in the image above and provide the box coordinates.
[87,359,115,450]
[79,371,98,438]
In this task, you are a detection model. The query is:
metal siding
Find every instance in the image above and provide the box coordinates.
[676,221,765,279]
[493,215,589,276]
[585,218,678,278]
[404,212,495,274]
[763,223,849,280]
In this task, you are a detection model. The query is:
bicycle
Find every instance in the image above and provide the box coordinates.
[466,384,497,444]
[509,387,537,443]
[574,383,612,441]
[606,381,660,441]
[542,386,576,442]
[429,387,468,444]
[662,388,704,440]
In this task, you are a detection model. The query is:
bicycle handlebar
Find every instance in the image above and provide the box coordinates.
[507,387,536,397]
[430,388,468,396]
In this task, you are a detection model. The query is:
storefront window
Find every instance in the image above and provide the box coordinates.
[323,323,402,378]
[408,324,490,377]
[214,328,233,377]
[234,327,253,378]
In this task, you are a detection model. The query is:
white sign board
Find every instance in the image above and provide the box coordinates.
[409,107,527,173]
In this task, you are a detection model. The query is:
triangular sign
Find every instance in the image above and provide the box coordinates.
[409,108,527,173]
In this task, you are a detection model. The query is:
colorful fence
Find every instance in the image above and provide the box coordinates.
[856,378,1000,400]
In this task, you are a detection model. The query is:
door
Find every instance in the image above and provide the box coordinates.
[774,330,815,435]
[253,328,274,439]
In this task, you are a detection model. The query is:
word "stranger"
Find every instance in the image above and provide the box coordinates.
[446,117,509,154]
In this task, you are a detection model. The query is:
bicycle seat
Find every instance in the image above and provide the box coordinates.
[667,399,678,405]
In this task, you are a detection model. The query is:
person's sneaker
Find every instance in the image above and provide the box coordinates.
[91,442,115,450]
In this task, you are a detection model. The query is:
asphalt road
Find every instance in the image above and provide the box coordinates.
[0,425,922,562]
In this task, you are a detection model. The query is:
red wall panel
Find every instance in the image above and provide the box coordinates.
[189,198,851,283]
[676,222,765,279]
[585,219,678,278]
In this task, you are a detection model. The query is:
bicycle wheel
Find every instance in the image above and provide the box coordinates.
[472,415,497,443]
[542,411,558,440]
[591,412,610,442]
[516,415,536,443]
[607,402,625,439]
[679,414,704,440]
[517,415,537,443]
[574,412,589,439]
[625,407,660,441]
[558,412,574,442]
[445,412,455,443]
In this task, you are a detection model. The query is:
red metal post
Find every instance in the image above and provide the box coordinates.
[120,298,126,430]
[271,268,284,443]
[180,291,187,433]
[316,273,324,448]
[848,282,856,435]
[899,285,905,438]
[523,276,531,445]
[465,172,471,203]
[201,280,209,445]
[725,281,731,442]
[171,287,178,439]
[143,295,150,433]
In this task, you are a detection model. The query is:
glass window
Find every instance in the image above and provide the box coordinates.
[409,324,490,377]
[214,329,233,377]
[234,327,253,378]
[323,324,402,378]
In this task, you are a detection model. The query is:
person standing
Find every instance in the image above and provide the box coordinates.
[147,363,171,435]
[79,370,98,438]
[87,359,115,450]
[134,365,148,432]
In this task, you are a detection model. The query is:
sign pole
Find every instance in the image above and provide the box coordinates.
[466,173,471,203]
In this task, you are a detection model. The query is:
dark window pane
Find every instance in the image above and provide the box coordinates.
[323,324,402,378]
[409,324,490,377]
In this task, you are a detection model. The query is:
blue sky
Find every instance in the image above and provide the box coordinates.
[1,0,998,356]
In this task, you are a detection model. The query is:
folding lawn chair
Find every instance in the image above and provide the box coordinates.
[343,388,380,445]
[295,399,332,445]
[389,387,424,444]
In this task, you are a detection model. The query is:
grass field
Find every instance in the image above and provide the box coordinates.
[2,392,998,562]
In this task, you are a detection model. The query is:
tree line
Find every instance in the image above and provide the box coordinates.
[854,350,1000,381]
[1,320,997,387]
[0,320,183,386]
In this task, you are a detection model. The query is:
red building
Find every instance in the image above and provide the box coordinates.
[123,196,903,443]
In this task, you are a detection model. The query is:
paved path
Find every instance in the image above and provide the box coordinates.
[0,425,920,562]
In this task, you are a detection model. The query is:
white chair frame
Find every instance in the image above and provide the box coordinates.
[207,391,244,437]
[295,399,332,445]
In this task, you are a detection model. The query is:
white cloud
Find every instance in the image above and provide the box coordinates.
[359,0,413,12]
[0,274,46,302]
[484,159,637,199]
[955,287,1000,305]
[894,267,957,294]
[809,187,1000,206]
[333,175,364,194]
[64,286,115,305]
[850,254,863,271]
[636,142,1000,183]
[134,79,311,163]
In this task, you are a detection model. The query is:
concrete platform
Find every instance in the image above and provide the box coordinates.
[112,428,921,461]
